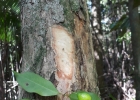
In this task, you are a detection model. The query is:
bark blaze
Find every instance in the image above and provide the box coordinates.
[51,25,75,94]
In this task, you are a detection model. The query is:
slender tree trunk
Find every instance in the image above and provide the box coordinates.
[128,0,140,100]
[19,0,99,100]
[91,0,105,96]
[0,61,4,100]
[0,44,6,100]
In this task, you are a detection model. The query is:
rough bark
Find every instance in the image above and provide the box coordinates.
[20,0,99,100]
[128,0,140,100]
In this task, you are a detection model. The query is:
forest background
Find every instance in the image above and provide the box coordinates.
[0,0,140,100]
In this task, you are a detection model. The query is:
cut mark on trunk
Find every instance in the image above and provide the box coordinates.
[51,25,75,94]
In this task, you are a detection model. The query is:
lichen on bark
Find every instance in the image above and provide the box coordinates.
[59,0,75,33]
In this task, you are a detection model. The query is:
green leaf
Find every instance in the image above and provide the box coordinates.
[14,71,59,96]
[119,17,129,29]
[69,91,100,100]
[21,99,30,100]
[88,92,100,100]
[69,92,78,100]
[110,14,128,31]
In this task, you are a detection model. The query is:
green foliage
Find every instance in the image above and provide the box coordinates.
[0,28,15,42]
[14,71,59,96]
[110,14,130,38]
[110,14,129,31]
[109,94,117,100]
[0,0,20,42]
[110,12,140,39]
[69,91,100,100]
[14,71,100,99]
[116,32,131,43]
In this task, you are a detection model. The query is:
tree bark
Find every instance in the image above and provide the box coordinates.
[91,0,105,96]
[128,0,140,100]
[0,61,4,100]
[20,0,99,100]
[0,44,8,100]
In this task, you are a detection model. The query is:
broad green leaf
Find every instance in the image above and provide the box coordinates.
[88,92,100,100]
[14,71,59,96]
[69,92,78,100]
[21,99,30,100]
[69,91,100,100]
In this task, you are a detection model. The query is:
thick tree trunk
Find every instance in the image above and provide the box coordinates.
[20,0,99,100]
[128,0,140,100]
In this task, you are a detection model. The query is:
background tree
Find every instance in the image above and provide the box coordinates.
[128,0,140,100]
[0,0,20,99]
[19,0,99,100]
[90,0,105,96]
[96,0,135,99]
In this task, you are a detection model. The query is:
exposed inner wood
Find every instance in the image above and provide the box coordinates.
[51,25,75,94]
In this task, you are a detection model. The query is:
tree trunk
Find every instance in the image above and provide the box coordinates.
[128,0,140,100]
[91,0,105,96]
[19,0,99,100]
[0,44,7,100]
[0,61,4,100]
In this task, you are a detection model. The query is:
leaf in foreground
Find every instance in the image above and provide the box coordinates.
[14,71,58,96]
